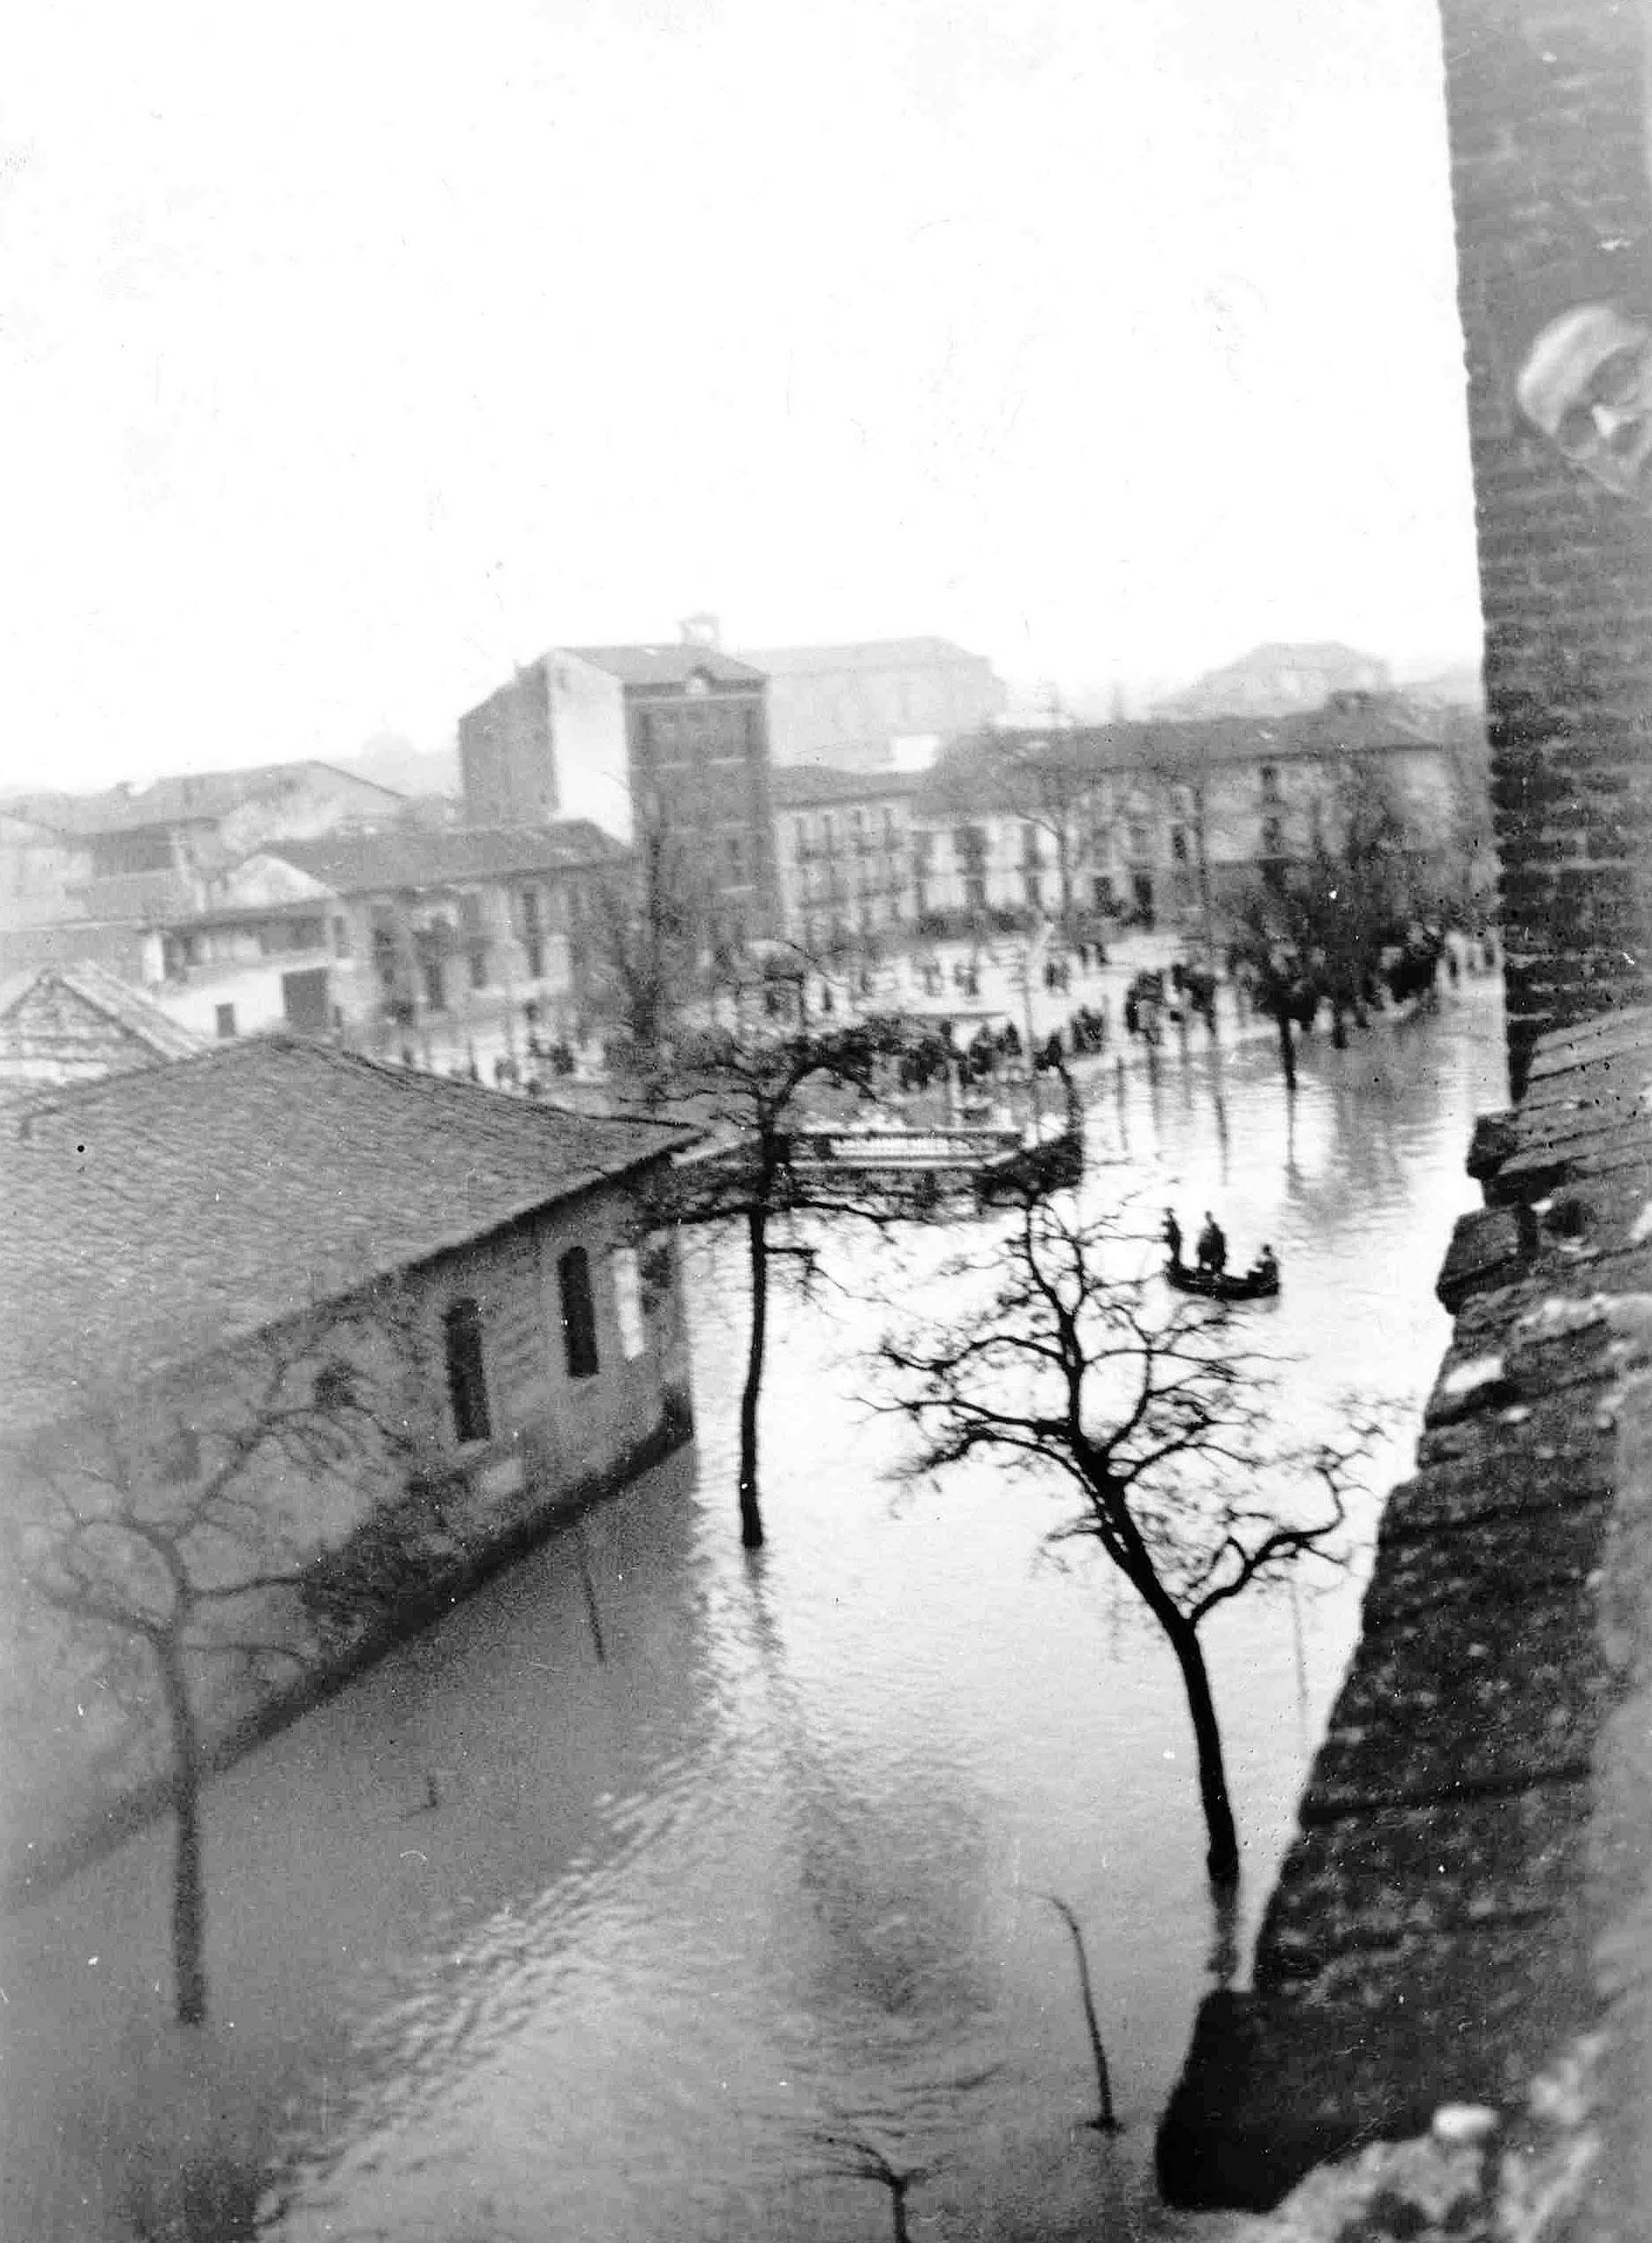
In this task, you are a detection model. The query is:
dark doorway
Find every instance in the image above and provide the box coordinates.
[282,968,331,1033]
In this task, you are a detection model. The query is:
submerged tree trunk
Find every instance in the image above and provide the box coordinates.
[156,1630,209,2026]
[738,1205,770,1548]
[1162,1611,1240,1886]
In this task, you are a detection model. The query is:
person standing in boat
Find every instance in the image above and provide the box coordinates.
[1196,1212,1227,1275]
[1162,1208,1184,1268]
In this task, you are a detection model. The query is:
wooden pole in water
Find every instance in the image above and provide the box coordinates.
[1046,1894,1120,2132]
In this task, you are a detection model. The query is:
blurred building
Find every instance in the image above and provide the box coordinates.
[1151,642,1393,720]
[133,822,625,1056]
[770,767,920,955]
[459,641,777,945]
[0,960,205,1091]
[733,637,1007,772]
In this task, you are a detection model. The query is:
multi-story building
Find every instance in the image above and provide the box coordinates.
[733,637,1007,771]
[912,695,1462,936]
[136,823,624,1057]
[0,762,416,985]
[458,641,778,944]
[770,768,919,955]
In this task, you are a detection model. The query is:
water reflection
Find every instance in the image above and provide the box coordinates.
[0,986,1506,2243]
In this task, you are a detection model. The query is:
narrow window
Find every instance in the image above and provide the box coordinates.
[332,915,352,959]
[214,1003,237,1039]
[443,1298,491,1443]
[559,1247,600,1379]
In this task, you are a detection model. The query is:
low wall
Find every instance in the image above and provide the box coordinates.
[4,1388,693,1910]
[1157,1006,1652,2236]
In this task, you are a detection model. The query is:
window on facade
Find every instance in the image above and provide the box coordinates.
[1262,814,1286,857]
[822,814,836,853]
[558,1247,600,1379]
[793,818,808,859]
[725,831,747,884]
[214,1003,237,1039]
[443,1298,491,1444]
[612,1246,647,1359]
[1171,826,1190,863]
[521,888,545,981]
[332,915,351,959]
[1260,763,1281,802]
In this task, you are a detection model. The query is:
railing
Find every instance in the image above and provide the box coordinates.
[785,1124,1023,1169]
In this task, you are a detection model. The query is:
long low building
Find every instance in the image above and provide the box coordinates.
[766,694,1475,952]
[0,1037,696,1892]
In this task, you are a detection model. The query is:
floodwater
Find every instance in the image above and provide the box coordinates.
[0,978,1507,2243]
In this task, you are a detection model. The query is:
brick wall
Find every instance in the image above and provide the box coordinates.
[1437,0,1652,1094]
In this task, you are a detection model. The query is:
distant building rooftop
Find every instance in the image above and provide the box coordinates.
[0,961,206,1066]
[769,766,922,808]
[567,647,767,689]
[0,1038,695,1439]
[13,761,408,838]
[259,821,625,895]
[734,636,995,675]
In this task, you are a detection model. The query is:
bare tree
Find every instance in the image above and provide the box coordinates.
[807,2127,925,2243]
[876,1193,1370,1885]
[5,1287,439,2025]
[651,1017,907,1549]
[929,729,1102,932]
[582,814,718,1100]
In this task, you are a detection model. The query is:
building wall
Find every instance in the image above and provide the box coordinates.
[459,662,556,826]
[146,859,590,1052]
[548,657,632,842]
[215,769,407,856]
[754,646,1008,768]
[0,816,90,930]
[2,1173,691,1884]
[1438,0,1652,1094]
[627,681,778,938]
[777,793,915,949]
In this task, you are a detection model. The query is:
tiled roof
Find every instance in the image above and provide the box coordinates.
[565,646,767,688]
[770,766,920,808]
[0,963,205,1061]
[17,761,407,837]
[734,637,992,675]
[259,821,625,895]
[0,1038,694,1438]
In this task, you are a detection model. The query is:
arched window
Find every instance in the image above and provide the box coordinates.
[559,1247,600,1379]
[443,1298,491,1444]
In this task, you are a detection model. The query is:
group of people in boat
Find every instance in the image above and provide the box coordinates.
[1161,1208,1279,1294]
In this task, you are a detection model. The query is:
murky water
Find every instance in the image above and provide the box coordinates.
[0,979,1506,2243]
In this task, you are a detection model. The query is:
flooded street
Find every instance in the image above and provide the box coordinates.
[1,979,1506,2243]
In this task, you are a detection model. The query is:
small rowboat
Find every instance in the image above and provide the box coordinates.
[1164,1257,1280,1302]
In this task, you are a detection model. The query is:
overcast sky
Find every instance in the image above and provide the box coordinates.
[3,0,1482,788]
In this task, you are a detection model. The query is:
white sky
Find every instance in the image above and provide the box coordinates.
[2,0,1483,788]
